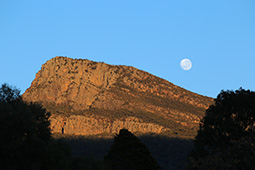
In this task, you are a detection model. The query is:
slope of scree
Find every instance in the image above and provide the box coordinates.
[22,56,213,138]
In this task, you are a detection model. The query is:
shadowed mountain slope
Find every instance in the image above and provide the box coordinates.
[22,56,213,138]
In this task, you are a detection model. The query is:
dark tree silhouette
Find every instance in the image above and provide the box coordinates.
[0,83,20,102]
[187,88,255,170]
[0,83,107,170]
[104,129,160,170]
[0,83,52,169]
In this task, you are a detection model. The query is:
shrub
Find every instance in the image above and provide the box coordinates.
[104,129,160,170]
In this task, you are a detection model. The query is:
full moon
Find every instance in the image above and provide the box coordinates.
[180,58,192,71]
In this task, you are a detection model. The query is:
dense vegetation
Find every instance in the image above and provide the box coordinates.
[54,133,193,170]
[0,83,104,170]
[0,83,52,169]
[104,129,161,170]
[187,88,255,169]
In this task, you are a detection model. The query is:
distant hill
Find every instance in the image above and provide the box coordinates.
[22,56,213,138]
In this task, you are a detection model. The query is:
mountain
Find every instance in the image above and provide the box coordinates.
[22,56,213,138]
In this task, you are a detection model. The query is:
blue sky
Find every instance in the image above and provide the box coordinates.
[0,0,254,98]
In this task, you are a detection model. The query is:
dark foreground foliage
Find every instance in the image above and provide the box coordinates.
[187,88,255,170]
[0,83,104,170]
[0,83,52,169]
[104,129,161,170]
[55,133,193,170]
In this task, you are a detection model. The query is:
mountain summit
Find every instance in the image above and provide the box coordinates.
[23,56,213,138]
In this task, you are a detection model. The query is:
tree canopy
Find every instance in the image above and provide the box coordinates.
[104,129,161,170]
[0,83,53,169]
[188,88,255,169]
[0,83,107,170]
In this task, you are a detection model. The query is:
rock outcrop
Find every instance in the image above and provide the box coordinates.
[23,56,213,138]
[50,115,168,136]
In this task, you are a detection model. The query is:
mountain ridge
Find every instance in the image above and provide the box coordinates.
[22,56,213,138]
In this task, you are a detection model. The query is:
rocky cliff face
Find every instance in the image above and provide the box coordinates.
[23,56,213,138]
[51,115,168,136]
